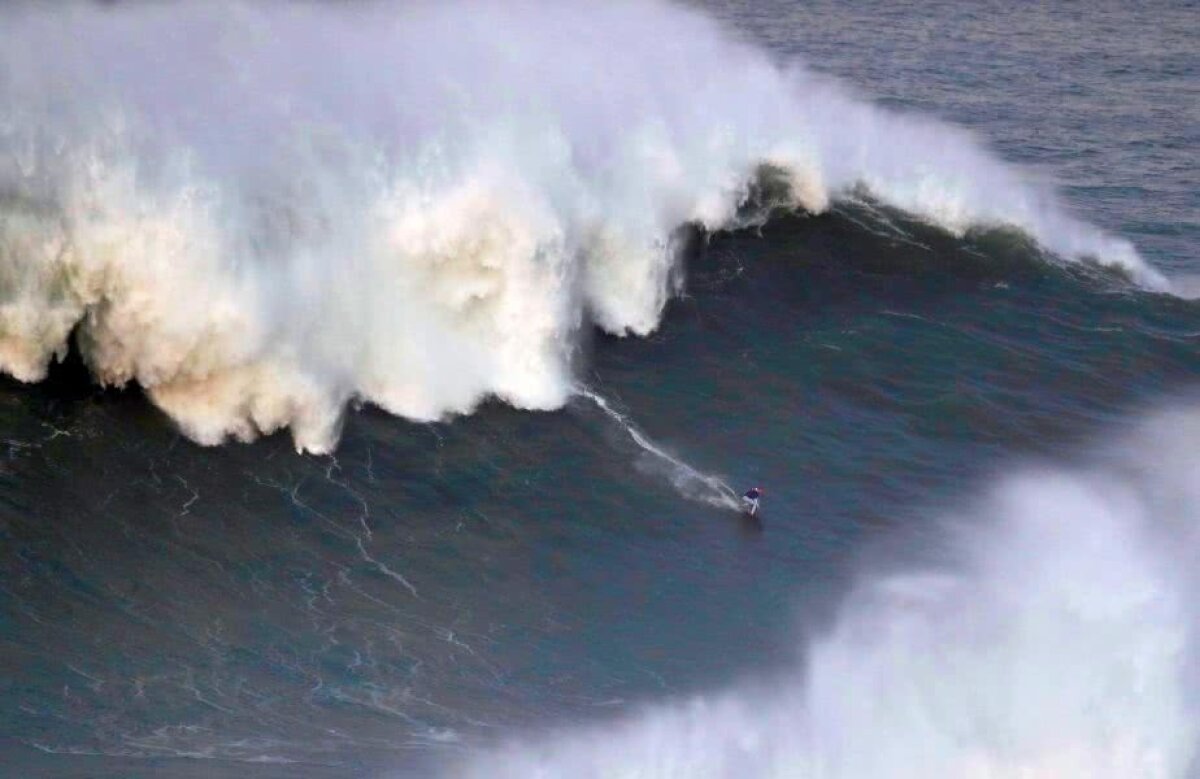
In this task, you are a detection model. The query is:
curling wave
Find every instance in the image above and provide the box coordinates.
[0,0,1169,451]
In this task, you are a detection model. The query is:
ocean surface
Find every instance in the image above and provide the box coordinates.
[0,1,1197,777]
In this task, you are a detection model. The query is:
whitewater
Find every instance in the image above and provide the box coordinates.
[455,404,1200,778]
[0,0,1172,453]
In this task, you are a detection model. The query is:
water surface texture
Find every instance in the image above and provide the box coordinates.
[0,2,1197,777]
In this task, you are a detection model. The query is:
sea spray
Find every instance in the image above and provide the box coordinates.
[0,0,1169,452]
[453,405,1200,778]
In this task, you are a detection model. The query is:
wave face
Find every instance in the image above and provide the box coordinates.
[0,0,1169,452]
[456,406,1200,778]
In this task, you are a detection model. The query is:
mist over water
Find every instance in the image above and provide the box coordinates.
[458,407,1200,778]
[0,0,1169,453]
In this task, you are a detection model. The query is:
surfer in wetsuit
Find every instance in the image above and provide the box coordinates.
[742,487,763,516]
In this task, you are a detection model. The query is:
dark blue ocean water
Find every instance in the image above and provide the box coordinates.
[0,2,1197,777]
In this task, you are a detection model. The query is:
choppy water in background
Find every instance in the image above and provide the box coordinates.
[0,1,1197,777]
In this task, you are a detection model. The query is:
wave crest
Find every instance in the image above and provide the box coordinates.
[0,0,1168,451]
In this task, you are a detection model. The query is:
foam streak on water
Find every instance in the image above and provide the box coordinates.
[575,386,741,510]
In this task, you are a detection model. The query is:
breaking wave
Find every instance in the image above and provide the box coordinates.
[0,0,1170,452]
[454,405,1200,778]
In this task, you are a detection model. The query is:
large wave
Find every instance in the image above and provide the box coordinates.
[0,0,1170,452]
[453,405,1200,778]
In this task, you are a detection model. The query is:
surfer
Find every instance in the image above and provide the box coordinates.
[741,487,763,516]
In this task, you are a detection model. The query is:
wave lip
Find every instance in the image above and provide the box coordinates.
[0,0,1169,451]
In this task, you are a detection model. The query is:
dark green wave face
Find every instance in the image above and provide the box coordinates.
[1,1,1197,778]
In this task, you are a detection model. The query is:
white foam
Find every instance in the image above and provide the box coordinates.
[0,0,1170,451]
[453,405,1200,778]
